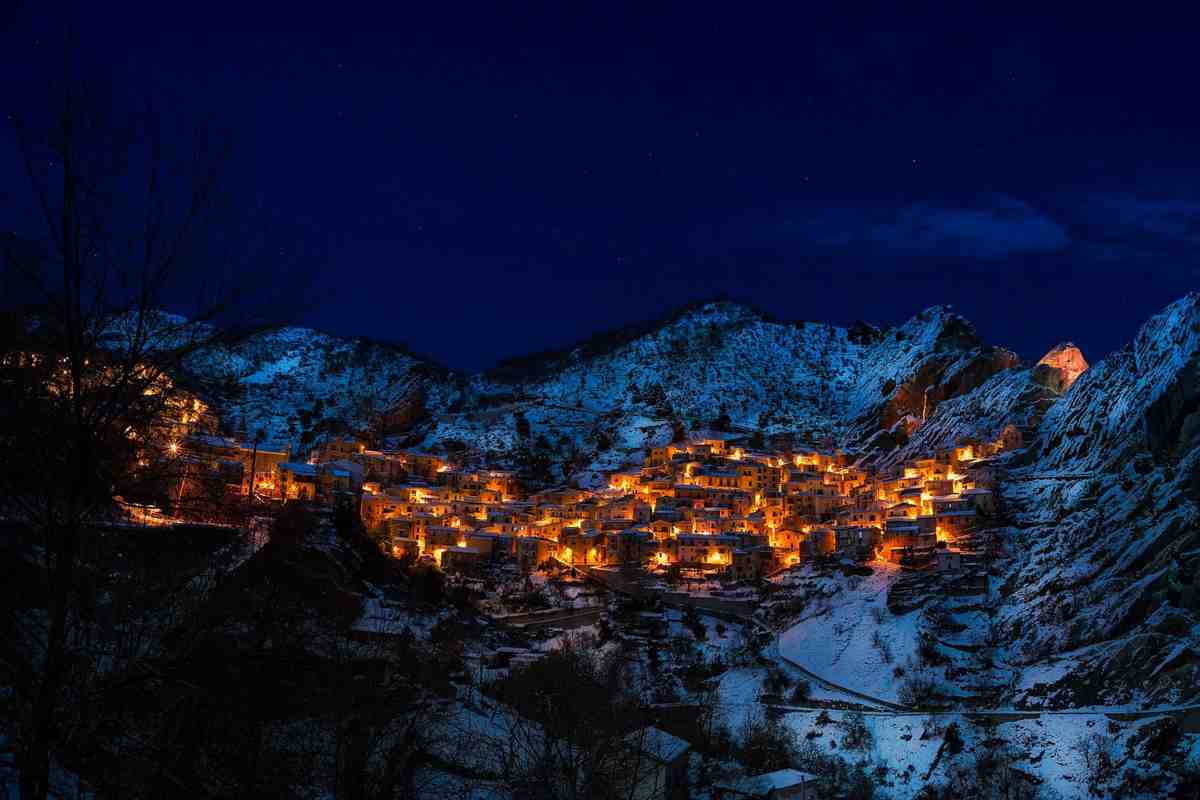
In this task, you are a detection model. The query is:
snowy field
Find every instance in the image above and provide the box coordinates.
[776,563,921,704]
[713,666,882,732]
[780,707,1193,800]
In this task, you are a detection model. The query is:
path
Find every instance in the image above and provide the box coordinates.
[499,606,604,630]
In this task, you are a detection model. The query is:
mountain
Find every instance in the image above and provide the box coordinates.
[423,301,1019,481]
[174,301,1020,477]
[98,295,1200,711]
[993,293,1200,707]
[875,342,1079,469]
[180,326,461,450]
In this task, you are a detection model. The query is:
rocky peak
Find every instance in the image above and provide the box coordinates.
[1036,342,1088,391]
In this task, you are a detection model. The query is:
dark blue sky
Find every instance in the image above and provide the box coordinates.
[3,3,1198,371]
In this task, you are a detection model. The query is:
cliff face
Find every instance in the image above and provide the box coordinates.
[996,294,1200,707]
[876,366,1058,469]
[1037,342,1089,391]
[842,307,1020,449]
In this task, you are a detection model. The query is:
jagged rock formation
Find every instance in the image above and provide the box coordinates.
[997,293,1200,707]
[877,365,1059,469]
[1036,342,1089,391]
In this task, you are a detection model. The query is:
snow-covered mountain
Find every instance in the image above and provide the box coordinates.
[431,302,1021,482]
[176,301,1024,480]
[180,326,462,450]
[993,293,1200,707]
[151,292,1200,708]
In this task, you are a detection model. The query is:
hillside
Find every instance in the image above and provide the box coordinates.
[773,294,1200,711]
[181,326,463,450]
[175,302,1023,482]
[994,293,1200,707]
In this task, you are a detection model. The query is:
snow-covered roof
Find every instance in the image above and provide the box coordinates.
[278,462,317,476]
[625,726,690,764]
[718,768,818,796]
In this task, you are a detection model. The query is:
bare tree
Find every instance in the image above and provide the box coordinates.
[1,65,263,798]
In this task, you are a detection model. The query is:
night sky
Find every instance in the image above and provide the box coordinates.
[3,4,1198,372]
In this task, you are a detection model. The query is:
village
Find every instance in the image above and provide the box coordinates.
[163,391,1012,588]
[19,329,1200,800]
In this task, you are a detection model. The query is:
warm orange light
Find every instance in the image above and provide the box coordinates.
[707,551,725,565]
[457,539,467,548]
[655,551,668,565]
[168,441,180,455]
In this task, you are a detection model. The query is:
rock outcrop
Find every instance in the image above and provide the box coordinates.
[998,293,1200,708]
[1036,342,1089,391]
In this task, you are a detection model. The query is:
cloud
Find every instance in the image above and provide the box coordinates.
[692,189,1200,283]
[1076,193,1200,248]
[1051,193,1200,281]
[782,195,1071,259]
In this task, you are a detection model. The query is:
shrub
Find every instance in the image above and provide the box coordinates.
[898,669,942,708]
[918,631,946,667]
[1073,732,1118,794]
[841,711,873,751]
[738,711,799,772]
[872,630,893,664]
[790,679,812,704]
[943,721,964,755]
[760,668,793,698]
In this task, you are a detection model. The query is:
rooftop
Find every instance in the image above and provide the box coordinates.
[718,768,819,796]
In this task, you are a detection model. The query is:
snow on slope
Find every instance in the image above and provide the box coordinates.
[996,293,1200,708]
[166,301,1020,473]
[776,565,921,705]
[425,303,1017,476]
[183,326,460,447]
[780,708,1187,800]
[511,302,864,437]
[878,363,1058,468]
